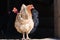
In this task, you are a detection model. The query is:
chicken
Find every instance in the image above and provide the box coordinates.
[14,4,34,40]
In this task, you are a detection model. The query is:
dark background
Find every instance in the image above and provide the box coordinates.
[0,0,54,39]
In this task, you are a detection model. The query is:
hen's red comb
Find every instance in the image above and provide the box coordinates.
[12,7,18,14]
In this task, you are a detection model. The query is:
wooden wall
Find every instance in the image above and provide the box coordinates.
[54,0,60,38]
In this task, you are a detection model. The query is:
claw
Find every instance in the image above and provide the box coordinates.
[22,38,25,40]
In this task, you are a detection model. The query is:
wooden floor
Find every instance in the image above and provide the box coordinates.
[0,38,57,40]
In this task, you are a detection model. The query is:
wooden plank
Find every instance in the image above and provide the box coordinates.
[54,0,60,38]
[0,38,57,40]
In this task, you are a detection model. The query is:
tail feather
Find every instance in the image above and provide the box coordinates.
[30,9,39,33]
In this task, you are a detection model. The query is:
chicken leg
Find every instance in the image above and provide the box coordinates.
[26,33,30,40]
[22,33,25,40]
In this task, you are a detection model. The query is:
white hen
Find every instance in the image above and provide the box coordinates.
[15,4,34,40]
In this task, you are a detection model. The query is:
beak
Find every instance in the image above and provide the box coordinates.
[30,4,34,9]
[32,6,34,9]
[32,5,34,9]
